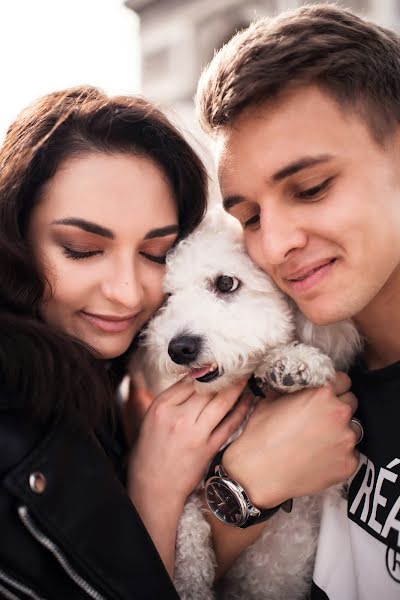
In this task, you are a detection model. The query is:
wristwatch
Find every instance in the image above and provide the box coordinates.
[204,450,293,528]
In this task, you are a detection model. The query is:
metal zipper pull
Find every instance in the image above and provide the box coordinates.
[18,506,106,600]
[0,566,46,600]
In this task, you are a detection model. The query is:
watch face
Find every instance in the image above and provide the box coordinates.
[205,478,246,526]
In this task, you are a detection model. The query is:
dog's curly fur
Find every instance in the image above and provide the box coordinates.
[135,209,362,599]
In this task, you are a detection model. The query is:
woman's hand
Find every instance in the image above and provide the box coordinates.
[127,376,250,577]
[128,377,250,503]
[223,371,359,509]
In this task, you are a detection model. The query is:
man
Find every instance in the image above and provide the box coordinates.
[196,4,400,598]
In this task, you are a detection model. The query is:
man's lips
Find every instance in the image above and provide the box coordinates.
[80,311,137,333]
[285,258,336,282]
[284,259,337,293]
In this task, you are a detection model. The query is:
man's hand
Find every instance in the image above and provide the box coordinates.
[223,371,359,508]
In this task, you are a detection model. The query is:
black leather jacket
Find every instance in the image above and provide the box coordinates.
[0,389,179,600]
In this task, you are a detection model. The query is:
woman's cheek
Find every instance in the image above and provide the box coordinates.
[148,268,167,313]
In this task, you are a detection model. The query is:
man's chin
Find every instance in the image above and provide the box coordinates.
[297,301,353,326]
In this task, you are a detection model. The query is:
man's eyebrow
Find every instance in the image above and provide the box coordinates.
[271,154,334,182]
[222,155,334,211]
[52,218,114,239]
[144,224,179,240]
[223,195,246,212]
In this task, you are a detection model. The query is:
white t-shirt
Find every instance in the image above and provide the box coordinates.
[311,361,400,599]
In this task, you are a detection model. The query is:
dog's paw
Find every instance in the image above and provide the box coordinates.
[268,356,311,390]
[256,342,335,393]
[263,351,311,392]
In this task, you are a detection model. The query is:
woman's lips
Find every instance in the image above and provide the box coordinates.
[285,259,336,293]
[80,311,137,333]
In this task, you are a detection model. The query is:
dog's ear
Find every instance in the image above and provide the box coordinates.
[202,204,242,236]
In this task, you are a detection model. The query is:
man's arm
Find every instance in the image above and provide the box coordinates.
[203,373,359,580]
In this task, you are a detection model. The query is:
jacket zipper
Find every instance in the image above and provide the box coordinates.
[18,506,106,600]
[0,580,21,600]
[0,566,46,599]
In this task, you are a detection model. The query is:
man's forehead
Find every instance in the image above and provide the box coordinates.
[215,144,236,197]
[214,103,277,170]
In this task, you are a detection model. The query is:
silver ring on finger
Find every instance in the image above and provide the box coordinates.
[350,417,364,445]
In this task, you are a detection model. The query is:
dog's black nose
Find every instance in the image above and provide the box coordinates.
[168,335,202,365]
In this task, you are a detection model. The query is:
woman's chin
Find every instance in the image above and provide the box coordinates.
[87,338,133,361]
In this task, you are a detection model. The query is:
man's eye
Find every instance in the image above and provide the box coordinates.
[62,247,102,260]
[243,214,260,229]
[140,252,167,265]
[297,177,334,200]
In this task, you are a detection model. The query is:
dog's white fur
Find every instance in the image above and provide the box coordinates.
[136,209,362,599]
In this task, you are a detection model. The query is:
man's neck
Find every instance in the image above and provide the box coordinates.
[355,275,400,370]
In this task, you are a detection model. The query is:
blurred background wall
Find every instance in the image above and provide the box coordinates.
[125,0,400,188]
[1,1,399,173]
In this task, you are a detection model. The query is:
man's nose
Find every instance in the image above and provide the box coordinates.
[259,205,307,265]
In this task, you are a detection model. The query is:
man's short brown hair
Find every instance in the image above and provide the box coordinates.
[196,3,400,143]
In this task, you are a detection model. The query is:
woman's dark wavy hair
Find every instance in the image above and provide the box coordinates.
[0,85,207,425]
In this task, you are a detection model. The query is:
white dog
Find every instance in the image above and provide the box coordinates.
[136,209,362,600]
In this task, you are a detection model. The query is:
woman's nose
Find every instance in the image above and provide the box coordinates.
[102,263,144,310]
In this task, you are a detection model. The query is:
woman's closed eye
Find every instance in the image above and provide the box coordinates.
[139,237,177,265]
[63,247,169,263]
[62,245,102,260]
[139,251,167,265]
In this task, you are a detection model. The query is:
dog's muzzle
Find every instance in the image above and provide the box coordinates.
[168,334,202,365]
[167,334,223,383]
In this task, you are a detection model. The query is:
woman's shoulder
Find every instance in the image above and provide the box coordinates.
[0,386,47,476]
[0,387,179,599]
[0,386,23,410]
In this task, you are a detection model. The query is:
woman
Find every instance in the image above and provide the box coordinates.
[0,86,249,599]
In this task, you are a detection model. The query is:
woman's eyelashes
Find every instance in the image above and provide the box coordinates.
[62,246,102,260]
[139,238,177,264]
[59,231,176,263]
[139,251,167,265]
[61,246,168,264]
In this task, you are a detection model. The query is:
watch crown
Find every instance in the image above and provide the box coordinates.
[249,506,261,517]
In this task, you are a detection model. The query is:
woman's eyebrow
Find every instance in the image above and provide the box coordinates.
[144,225,179,240]
[52,217,114,239]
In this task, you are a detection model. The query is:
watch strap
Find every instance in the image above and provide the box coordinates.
[205,446,293,528]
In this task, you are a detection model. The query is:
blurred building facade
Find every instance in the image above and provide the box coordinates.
[125,0,400,181]
[126,0,399,116]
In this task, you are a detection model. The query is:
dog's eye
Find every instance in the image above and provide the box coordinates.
[215,275,241,293]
